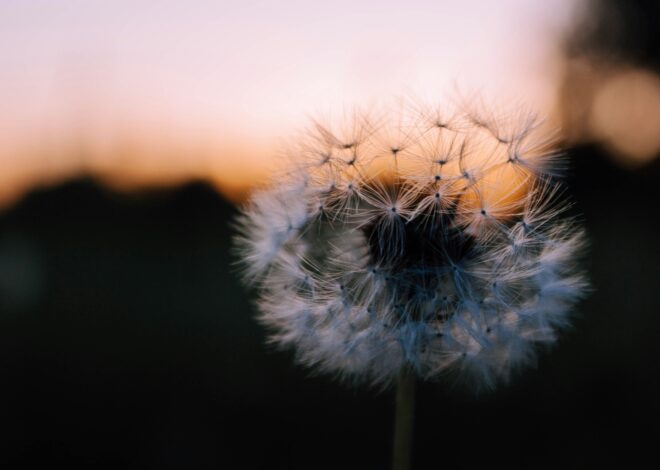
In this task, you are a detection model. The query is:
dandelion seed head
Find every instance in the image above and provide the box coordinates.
[234,99,588,391]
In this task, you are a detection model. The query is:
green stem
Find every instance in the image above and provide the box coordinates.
[392,368,416,470]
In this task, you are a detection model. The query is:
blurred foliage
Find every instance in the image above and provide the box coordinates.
[0,147,658,468]
[565,0,660,69]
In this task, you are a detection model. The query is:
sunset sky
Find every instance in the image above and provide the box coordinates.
[0,0,584,205]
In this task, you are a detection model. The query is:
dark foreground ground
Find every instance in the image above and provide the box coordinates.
[0,147,658,469]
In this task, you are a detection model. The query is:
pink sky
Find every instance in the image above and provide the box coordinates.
[0,0,582,204]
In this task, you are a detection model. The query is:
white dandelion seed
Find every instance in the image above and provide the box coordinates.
[234,99,588,392]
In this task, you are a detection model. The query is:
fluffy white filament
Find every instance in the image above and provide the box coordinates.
[235,101,588,390]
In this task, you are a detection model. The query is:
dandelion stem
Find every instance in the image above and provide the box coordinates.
[392,368,416,470]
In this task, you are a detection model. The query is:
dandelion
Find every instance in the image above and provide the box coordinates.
[234,99,588,470]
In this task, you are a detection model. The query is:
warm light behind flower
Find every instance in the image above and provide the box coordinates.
[557,59,660,167]
[590,69,660,165]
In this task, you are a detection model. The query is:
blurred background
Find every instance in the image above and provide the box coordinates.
[0,0,658,468]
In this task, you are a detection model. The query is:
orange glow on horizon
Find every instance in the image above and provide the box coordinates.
[0,0,583,209]
[0,133,276,208]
